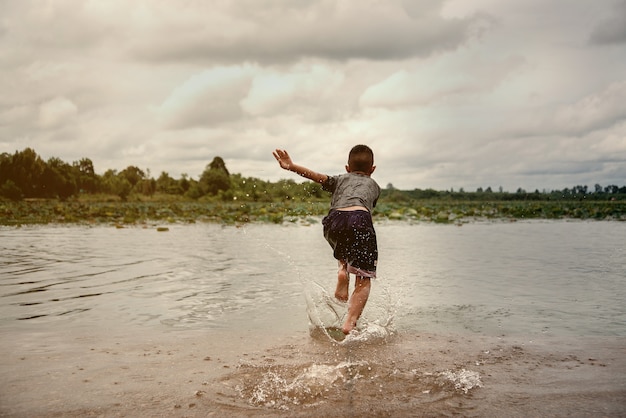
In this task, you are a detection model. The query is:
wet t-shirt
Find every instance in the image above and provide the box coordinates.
[322,172,380,212]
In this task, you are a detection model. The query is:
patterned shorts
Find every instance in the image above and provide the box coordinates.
[322,210,378,278]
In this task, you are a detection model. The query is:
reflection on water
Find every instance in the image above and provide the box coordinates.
[385,221,626,336]
[1,221,625,337]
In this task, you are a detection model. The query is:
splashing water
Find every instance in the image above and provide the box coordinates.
[241,361,367,409]
[234,360,483,411]
[304,282,344,328]
[342,321,392,343]
[439,369,483,394]
[304,280,396,344]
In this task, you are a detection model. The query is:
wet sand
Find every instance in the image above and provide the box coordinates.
[1,326,624,417]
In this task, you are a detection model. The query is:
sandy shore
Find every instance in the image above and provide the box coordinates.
[1,325,625,417]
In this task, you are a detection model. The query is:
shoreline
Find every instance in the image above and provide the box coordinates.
[1,325,624,417]
[2,199,625,226]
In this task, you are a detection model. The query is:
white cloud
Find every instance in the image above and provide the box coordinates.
[37,97,78,128]
[552,81,626,135]
[157,66,256,129]
[360,53,526,108]
[241,65,344,117]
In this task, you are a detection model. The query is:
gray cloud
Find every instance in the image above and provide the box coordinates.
[130,1,487,64]
[1,0,625,193]
[589,0,626,45]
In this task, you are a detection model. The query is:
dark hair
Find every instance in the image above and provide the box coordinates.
[348,144,374,172]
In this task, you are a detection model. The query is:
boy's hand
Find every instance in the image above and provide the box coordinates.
[272,148,327,183]
[273,149,293,171]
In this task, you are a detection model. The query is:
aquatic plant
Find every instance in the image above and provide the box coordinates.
[0,197,624,226]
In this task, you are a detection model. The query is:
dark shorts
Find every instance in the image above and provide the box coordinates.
[322,210,378,278]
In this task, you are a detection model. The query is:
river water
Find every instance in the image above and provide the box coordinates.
[1,220,625,416]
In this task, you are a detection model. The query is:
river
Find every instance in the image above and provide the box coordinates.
[1,220,624,416]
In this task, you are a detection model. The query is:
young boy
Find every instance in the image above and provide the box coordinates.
[272,145,380,334]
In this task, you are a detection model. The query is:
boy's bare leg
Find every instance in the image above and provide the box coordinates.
[334,261,349,302]
[342,276,371,334]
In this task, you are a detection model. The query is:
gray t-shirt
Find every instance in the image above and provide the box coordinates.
[322,172,381,212]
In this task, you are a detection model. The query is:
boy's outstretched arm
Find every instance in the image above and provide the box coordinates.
[273,149,328,184]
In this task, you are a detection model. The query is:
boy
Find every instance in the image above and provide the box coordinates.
[272,145,380,334]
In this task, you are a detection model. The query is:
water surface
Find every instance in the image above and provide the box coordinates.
[1,220,625,417]
[2,221,624,337]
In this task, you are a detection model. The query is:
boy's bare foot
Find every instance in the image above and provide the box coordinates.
[334,267,349,302]
[342,317,357,335]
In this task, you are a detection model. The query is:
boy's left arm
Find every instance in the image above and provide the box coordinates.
[273,149,327,184]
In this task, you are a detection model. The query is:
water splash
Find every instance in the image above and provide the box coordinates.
[342,321,392,343]
[305,280,396,344]
[305,282,343,327]
[232,361,482,411]
[240,361,367,410]
[439,369,482,394]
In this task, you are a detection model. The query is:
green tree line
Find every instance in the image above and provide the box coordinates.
[1,147,625,202]
[381,184,626,202]
[0,148,325,202]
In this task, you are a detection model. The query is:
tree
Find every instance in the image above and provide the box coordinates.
[101,169,132,200]
[209,156,229,175]
[156,171,182,194]
[185,179,204,199]
[179,174,191,193]
[135,178,156,196]
[573,185,588,195]
[199,157,231,196]
[0,153,20,199]
[73,158,99,193]
[10,148,46,198]
[0,152,11,183]
[43,157,77,199]
[0,180,21,200]
[119,166,145,187]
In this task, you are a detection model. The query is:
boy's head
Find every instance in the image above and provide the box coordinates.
[346,144,376,175]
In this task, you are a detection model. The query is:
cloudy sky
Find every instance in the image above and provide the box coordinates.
[1,0,625,191]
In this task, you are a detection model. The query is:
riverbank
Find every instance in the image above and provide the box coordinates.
[1,197,625,226]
